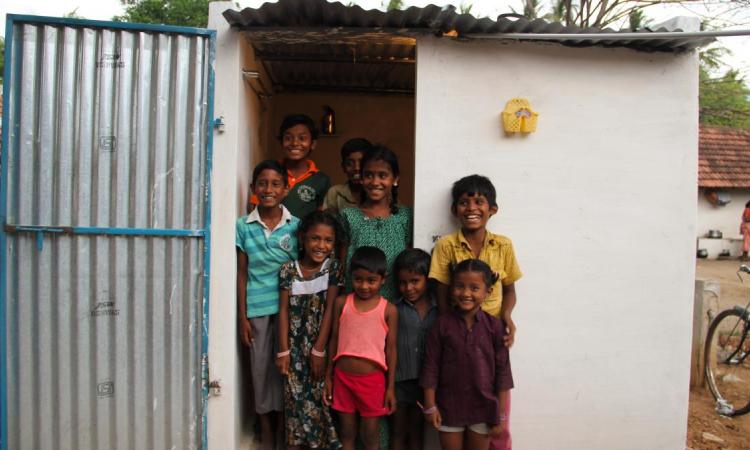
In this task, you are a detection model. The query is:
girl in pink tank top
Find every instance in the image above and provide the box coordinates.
[325,246,398,450]
[334,293,389,369]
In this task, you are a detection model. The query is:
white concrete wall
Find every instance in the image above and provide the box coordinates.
[415,37,698,449]
[697,187,750,239]
[207,3,265,449]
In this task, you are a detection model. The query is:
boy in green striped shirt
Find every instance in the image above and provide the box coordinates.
[237,160,299,450]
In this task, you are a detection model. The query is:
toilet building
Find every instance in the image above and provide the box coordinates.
[1,1,709,449]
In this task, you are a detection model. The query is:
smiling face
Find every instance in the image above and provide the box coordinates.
[352,268,385,301]
[451,270,491,314]
[362,159,398,204]
[252,168,288,209]
[301,223,335,266]
[282,124,316,162]
[342,151,365,185]
[398,269,428,304]
[453,192,498,233]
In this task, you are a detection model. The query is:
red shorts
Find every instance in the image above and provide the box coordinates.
[332,367,388,417]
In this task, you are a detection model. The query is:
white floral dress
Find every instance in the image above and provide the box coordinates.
[279,259,343,449]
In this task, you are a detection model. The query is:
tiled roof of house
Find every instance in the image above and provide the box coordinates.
[700,125,750,188]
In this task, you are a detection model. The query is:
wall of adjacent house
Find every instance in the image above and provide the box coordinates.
[697,187,750,238]
[696,188,750,258]
[415,36,698,450]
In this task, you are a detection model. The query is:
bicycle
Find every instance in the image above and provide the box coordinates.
[703,264,750,417]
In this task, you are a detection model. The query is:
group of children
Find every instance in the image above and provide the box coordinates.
[236,114,522,450]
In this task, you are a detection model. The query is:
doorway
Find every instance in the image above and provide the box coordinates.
[242,30,416,207]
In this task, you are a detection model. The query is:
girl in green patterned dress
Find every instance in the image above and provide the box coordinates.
[277,210,344,449]
[340,145,413,303]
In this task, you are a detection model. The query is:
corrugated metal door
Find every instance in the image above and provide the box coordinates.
[0,16,214,450]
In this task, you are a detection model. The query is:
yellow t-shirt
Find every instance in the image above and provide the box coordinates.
[429,229,522,317]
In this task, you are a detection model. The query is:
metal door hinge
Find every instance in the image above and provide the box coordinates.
[213,116,225,133]
[208,379,222,396]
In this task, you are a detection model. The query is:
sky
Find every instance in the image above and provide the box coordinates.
[0,0,749,78]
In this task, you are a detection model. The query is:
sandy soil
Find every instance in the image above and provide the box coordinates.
[687,259,750,450]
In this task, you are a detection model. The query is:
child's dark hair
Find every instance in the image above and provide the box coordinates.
[451,174,498,209]
[340,138,372,162]
[252,160,288,187]
[394,248,431,278]
[350,246,387,276]
[297,210,344,258]
[278,114,318,141]
[452,259,500,288]
[360,145,400,214]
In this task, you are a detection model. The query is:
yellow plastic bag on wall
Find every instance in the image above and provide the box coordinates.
[502,98,538,133]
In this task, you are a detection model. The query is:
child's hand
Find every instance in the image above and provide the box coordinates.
[384,387,397,415]
[490,421,507,438]
[503,316,516,348]
[424,408,441,429]
[323,376,333,406]
[309,352,326,380]
[239,317,253,347]
[275,354,290,376]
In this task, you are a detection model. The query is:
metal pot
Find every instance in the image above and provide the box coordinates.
[707,229,723,239]
[697,249,709,258]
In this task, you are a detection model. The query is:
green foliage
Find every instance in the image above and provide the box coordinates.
[113,0,209,28]
[698,43,750,129]
[544,0,566,22]
[700,45,731,72]
[700,67,750,128]
[627,9,650,31]
[523,0,541,20]
[385,0,403,11]
[459,2,473,15]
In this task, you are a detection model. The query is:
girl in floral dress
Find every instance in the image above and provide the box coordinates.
[277,210,344,449]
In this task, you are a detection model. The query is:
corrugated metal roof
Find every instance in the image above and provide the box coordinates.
[251,38,415,94]
[223,0,713,52]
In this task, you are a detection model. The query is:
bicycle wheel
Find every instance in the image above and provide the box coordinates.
[704,308,750,416]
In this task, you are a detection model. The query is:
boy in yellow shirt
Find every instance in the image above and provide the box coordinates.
[428,174,522,450]
[429,174,522,345]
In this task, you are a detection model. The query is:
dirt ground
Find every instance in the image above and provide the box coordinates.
[687,259,750,450]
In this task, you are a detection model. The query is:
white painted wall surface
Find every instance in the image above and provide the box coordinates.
[207,3,261,449]
[415,37,698,449]
[697,188,750,239]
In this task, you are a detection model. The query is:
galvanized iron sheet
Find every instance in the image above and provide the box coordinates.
[5,234,204,450]
[6,23,209,230]
[4,21,210,450]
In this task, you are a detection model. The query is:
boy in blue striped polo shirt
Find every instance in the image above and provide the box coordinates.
[237,160,299,450]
